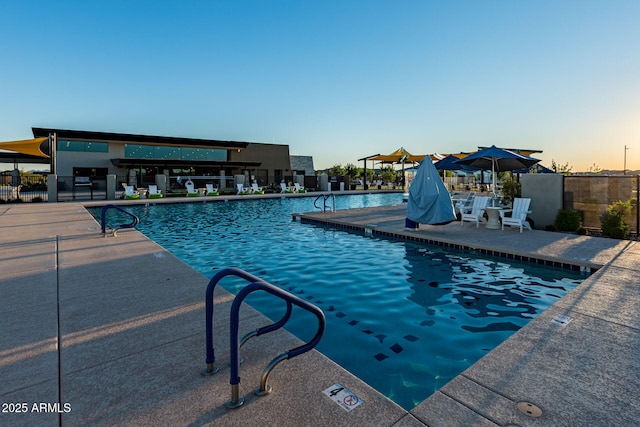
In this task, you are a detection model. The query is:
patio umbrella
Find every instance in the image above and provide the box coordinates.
[513,163,554,174]
[434,154,478,172]
[454,145,540,197]
[406,156,456,226]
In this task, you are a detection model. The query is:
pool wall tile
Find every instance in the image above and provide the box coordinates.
[300,216,595,275]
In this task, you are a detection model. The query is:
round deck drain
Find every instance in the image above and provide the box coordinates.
[516,401,542,417]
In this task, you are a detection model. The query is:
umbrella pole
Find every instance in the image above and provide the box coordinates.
[492,159,496,206]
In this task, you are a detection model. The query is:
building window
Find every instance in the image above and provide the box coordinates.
[58,140,109,152]
[124,145,227,161]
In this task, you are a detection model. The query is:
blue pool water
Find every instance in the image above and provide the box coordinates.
[93,194,586,410]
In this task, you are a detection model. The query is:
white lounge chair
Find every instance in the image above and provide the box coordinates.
[251,182,264,194]
[148,185,163,199]
[500,198,532,232]
[185,180,199,197]
[206,184,219,196]
[460,196,490,227]
[294,183,306,193]
[237,183,249,195]
[124,185,140,200]
[280,182,293,193]
[10,185,21,200]
[454,192,475,214]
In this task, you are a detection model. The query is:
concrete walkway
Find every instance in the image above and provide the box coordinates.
[1,200,638,426]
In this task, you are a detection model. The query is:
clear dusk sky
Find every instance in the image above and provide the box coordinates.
[1,0,639,172]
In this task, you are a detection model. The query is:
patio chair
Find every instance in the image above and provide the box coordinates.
[11,185,21,200]
[500,198,532,232]
[294,183,307,193]
[206,184,219,196]
[251,182,265,194]
[280,182,293,193]
[237,183,250,195]
[185,180,199,197]
[460,196,490,227]
[454,192,475,214]
[148,185,163,199]
[124,185,140,200]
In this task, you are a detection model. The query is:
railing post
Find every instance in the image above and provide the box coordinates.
[202,268,325,410]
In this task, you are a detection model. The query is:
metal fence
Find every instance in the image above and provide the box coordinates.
[0,175,48,203]
[3,172,639,237]
[564,175,639,235]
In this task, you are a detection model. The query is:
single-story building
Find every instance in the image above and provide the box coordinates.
[27,128,297,191]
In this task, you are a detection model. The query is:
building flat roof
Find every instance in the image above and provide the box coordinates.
[32,128,250,150]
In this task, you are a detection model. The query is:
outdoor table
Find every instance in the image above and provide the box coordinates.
[484,207,503,229]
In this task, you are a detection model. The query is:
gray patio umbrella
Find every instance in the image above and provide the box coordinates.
[454,145,540,197]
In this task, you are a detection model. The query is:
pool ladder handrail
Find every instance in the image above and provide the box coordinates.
[100,204,139,236]
[202,267,326,409]
[313,193,336,213]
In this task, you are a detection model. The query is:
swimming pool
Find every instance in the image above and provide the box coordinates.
[93,194,586,409]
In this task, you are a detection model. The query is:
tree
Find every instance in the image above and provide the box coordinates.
[380,165,397,184]
[587,163,602,174]
[550,159,572,175]
[344,163,358,179]
[328,164,345,176]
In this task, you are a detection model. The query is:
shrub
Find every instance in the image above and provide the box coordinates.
[600,201,631,239]
[576,227,588,235]
[554,209,582,232]
[501,177,521,206]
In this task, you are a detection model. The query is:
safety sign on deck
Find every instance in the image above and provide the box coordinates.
[551,314,574,327]
[323,383,363,412]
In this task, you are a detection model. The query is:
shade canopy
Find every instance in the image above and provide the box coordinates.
[369,147,428,164]
[0,137,50,158]
[406,156,456,225]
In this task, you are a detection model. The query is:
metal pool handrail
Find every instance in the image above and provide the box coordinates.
[313,193,336,213]
[100,204,139,236]
[202,267,326,409]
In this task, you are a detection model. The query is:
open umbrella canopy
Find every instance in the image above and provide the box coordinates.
[454,145,539,172]
[455,145,540,197]
[513,163,554,174]
[0,137,50,158]
[434,154,478,171]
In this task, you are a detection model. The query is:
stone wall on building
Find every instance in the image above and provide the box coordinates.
[290,155,315,176]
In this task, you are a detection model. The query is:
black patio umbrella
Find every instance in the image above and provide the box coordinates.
[513,163,554,174]
[454,145,540,196]
[434,155,478,172]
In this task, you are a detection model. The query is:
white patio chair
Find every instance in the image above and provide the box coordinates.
[454,192,475,214]
[237,183,249,195]
[206,184,219,196]
[185,180,199,197]
[460,196,490,227]
[251,182,264,194]
[500,198,532,232]
[148,185,163,198]
[124,185,140,200]
[280,182,293,193]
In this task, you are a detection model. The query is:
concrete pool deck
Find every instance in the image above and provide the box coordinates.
[1,198,639,426]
